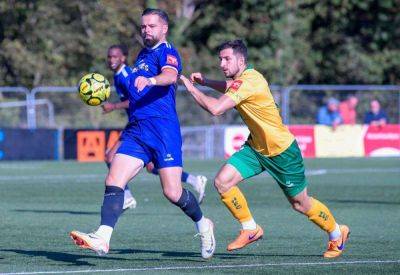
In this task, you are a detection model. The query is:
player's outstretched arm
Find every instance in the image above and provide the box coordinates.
[190,72,233,93]
[180,75,235,116]
[102,100,129,114]
[134,68,178,92]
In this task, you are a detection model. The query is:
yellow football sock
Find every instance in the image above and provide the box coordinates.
[305,197,336,233]
[220,186,253,223]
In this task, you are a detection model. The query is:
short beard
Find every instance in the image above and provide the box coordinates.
[224,72,235,78]
[143,37,158,48]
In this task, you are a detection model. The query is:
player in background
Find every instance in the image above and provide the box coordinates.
[180,40,350,258]
[103,45,207,205]
[70,9,215,259]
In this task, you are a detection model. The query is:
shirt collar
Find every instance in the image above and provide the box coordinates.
[146,41,167,50]
[246,64,254,70]
[234,64,254,79]
[115,64,126,75]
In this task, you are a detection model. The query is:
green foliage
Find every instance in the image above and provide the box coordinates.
[0,0,399,127]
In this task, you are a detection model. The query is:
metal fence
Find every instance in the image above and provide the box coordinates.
[0,85,399,128]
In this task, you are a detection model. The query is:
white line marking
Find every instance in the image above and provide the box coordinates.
[324,168,400,174]
[2,260,400,274]
[306,169,327,176]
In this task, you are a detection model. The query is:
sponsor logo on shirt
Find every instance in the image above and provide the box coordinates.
[132,62,149,72]
[230,80,243,92]
[166,54,178,66]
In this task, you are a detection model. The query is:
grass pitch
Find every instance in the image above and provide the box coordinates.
[0,158,399,274]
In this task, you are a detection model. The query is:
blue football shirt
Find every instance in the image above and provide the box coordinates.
[113,64,133,117]
[127,42,182,121]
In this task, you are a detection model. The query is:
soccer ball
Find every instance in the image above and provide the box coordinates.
[78,73,111,106]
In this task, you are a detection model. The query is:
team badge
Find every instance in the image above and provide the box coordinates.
[166,54,178,66]
[230,80,243,91]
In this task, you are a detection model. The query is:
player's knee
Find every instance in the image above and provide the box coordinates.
[290,200,308,214]
[291,201,302,213]
[162,186,181,203]
[288,189,311,214]
[214,176,229,194]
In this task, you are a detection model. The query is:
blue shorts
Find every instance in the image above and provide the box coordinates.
[117,117,182,169]
[119,123,129,141]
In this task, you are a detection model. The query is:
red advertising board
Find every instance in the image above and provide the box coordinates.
[289,125,316,158]
[364,124,400,157]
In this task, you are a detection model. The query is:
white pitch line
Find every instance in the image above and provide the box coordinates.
[305,169,327,176]
[323,168,400,174]
[2,259,400,275]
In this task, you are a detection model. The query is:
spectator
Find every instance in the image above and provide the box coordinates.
[364,99,388,126]
[317,97,342,129]
[339,95,358,125]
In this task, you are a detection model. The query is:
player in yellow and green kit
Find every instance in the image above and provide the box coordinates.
[179,40,350,258]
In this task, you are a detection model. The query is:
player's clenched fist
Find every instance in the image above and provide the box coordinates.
[190,72,205,85]
[134,76,151,92]
[102,102,115,114]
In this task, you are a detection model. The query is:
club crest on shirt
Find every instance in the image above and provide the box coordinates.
[230,80,243,92]
[166,54,178,66]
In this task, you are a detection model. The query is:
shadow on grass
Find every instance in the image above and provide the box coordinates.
[0,248,205,266]
[1,248,321,267]
[13,209,184,216]
[1,249,120,266]
[14,209,99,215]
[114,248,320,259]
[327,199,400,205]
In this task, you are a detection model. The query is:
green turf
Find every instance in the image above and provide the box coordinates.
[0,158,399,274]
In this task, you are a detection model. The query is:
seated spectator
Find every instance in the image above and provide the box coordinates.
[339,95,358,125]
[364,99,388,126]
[317,97,343,129]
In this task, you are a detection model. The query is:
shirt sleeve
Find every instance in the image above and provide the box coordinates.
[116,75,131,101]
[127,74,153,102]
[225,79,252,105]
[159,46,182,74]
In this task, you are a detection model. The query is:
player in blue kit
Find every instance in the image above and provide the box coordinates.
[102,44,207,208]
[70,9,215,259]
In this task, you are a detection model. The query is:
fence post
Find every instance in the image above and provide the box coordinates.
[0,87,31,128]
[281,86,291,125]
[26,93,37,129]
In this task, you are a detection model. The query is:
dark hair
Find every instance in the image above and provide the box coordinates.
[108,44,128,57]
[142,8,169,24]
[217,40,248,62]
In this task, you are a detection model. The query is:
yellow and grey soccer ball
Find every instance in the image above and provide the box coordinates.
[78,73,111,106]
